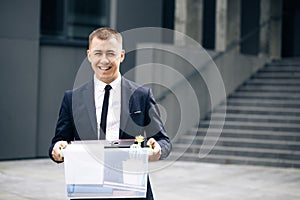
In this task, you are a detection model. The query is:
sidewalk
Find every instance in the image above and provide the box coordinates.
[0,158,300,200]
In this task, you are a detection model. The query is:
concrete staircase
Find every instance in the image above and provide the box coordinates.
[171,59,300,168]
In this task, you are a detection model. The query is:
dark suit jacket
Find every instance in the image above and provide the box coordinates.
[49,77,171,200]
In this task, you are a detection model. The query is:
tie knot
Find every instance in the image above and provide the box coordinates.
[104,85,112,91]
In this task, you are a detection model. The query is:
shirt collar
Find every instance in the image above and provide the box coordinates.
[94,73,121,91]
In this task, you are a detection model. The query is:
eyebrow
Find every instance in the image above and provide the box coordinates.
[92,50,117,53]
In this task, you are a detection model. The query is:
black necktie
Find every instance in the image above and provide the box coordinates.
[100,85,112,140]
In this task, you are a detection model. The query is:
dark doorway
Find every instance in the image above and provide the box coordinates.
[240,0,260,55]
[202,0,216,49]
[282,0,300,57]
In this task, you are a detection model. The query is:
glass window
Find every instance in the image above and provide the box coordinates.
[41,0,109,44]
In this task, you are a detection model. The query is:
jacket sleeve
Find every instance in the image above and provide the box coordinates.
[48,90,76,162]
[144,88,172,160]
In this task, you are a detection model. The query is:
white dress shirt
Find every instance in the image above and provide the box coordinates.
[94,74,121,141]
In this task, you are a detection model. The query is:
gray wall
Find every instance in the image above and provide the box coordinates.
[37,46,86,157]
[0,0,86,159]
[0,0,40,159]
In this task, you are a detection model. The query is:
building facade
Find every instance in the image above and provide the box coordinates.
[0,0,299,159]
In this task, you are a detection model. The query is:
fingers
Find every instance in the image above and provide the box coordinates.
[52,141,68,162]
[147,138,161,162]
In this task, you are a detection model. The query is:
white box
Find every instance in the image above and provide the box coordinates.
[63,141,148,199]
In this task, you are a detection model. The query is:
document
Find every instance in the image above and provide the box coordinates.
[63,142,105,185]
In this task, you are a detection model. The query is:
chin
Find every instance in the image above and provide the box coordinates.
[100,77,113,83]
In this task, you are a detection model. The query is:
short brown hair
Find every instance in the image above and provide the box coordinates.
[88,27,122,48]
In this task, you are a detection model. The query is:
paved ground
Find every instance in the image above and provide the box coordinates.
[0,158,300,200]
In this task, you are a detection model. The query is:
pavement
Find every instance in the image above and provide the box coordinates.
[0,158,300,200]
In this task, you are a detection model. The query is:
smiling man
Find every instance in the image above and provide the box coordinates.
[87,29,125,84]
[49,27,172,200]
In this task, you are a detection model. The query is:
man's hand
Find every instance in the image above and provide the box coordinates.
[52,141,68,162]
[147,138,161,162]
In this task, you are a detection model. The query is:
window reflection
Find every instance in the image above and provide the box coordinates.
[41,0,109,41]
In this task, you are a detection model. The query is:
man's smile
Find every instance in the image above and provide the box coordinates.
[98,66,112,71]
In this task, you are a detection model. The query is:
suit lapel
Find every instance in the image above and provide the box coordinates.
[120,78,134,137]
[82,81,97,137]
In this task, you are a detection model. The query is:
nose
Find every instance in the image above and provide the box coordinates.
[100,55,109,64]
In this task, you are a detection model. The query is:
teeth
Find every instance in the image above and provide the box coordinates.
[99,66,110,70]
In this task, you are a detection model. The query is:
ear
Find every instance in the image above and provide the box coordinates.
[87,49,92,62]
[120,50,125,63]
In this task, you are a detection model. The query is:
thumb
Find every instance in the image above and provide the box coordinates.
[147,138,156,148]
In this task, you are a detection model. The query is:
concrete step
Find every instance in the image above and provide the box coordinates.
[217,105,300,113]
[191,127,300,137]
[255,72,300,78]
[247,78,300,85]
[174,144,300,156]
[238,88,300,94]
[200,120,300,130]
[175,135,300,152]
[170,152,300,168]
[267,60,300,67]
[178,128,300,145]
[179,135,300,146]
[194,130,300,141]
[261,66,300,72]
[210,112,300,121]
[225,98,300,106]
[217,109,300,116]
[173,144,300,161]
[238,85,300,93]
[225,101,300,108]
[231,91,300,99]
[240,85,300,91]
[208,113,300,124]
[199,124,300,132]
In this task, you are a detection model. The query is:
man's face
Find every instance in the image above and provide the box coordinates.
[87,37,125,84]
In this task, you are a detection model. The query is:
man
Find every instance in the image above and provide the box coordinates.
[49,27,172,199]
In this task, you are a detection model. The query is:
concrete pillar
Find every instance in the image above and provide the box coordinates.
[269,0,282,59]
[215,0,227,51]
[216,0,241,52]
[186,0,203,44]
[259,0,271,56]
[174,0,203,45]
[174,0,187,45]
[259,0,282,59]
[227,0,241,51]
